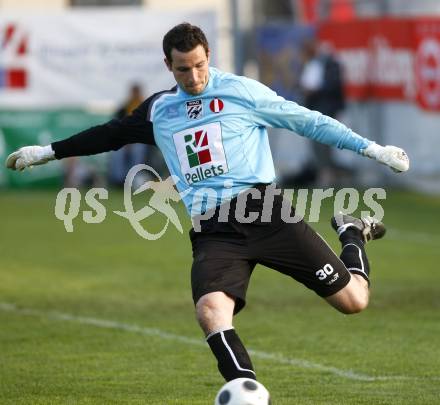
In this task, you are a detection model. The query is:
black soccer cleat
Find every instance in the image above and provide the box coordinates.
[331,213,386,243]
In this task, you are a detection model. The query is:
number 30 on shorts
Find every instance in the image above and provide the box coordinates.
[315,264,334,281]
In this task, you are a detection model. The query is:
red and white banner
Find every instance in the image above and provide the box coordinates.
[0,10,216,108]
[319,18,440,111]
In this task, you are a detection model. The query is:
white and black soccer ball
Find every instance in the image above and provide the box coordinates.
[214,378,271,405]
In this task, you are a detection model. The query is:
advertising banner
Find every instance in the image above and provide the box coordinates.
[319,18,440,111]
[0,9,216,108]
[0,109,110,188]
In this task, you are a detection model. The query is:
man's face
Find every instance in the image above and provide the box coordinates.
[165,44,210,96]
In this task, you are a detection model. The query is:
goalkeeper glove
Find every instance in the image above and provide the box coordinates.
[362,143,409,173]
[5,145,55,171]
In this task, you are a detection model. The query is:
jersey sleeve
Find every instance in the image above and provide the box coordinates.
[236,77,371,154]
[52,98,155,159]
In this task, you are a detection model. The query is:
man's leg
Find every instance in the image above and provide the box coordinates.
[325,274,369,314]
[325,214,385,314]
[250,210,385,316]
[196,291,256,381]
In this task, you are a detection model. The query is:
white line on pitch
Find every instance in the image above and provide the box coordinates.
[0,302,434,382]
[386,228,440,246]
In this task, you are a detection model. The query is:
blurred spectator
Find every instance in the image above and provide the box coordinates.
[108,83,150,187]
[301,39,345,119]
[63,156,105,188]
[284,39,347,187]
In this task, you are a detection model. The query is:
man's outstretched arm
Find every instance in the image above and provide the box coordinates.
[5,99,155,171]
[237,77,410,173]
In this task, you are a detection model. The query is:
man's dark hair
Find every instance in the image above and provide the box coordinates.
[163,23,209,62]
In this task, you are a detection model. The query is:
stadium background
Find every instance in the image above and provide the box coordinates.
[1,1,439,404]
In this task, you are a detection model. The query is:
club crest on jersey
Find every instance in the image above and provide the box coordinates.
[209,98,224,113]
[173,122,229,185]
[186,99,203,120]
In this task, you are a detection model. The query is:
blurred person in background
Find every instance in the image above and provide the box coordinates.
[108,83,150,187]
[287,38,347,187]
[6,23,410,385]
[63,155,104,188]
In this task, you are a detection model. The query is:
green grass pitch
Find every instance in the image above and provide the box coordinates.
[0,188,439,404]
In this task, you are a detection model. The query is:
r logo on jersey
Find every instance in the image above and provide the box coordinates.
[186,99,203,120]
[209,98,224,113]
[173,122,229,185]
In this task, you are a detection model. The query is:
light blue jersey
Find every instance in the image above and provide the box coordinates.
[148,67,371,216]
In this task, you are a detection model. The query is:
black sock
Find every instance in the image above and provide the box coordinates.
[206,328,256,381]
[339,228,370,284]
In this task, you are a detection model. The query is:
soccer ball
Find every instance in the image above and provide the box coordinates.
[214,378,271,405]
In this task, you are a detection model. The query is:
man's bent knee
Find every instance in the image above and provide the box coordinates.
[325,275,369,314]
[195,291,235,335]
[339,294,369,314]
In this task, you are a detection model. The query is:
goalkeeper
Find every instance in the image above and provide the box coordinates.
[6,23,409,383]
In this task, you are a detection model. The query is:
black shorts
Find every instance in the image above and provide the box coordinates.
[190,186,351,314]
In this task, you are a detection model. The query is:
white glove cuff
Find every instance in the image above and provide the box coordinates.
[362,142,382,159]
[41,145,55,160]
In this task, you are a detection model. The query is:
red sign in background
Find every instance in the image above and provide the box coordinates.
[319,18,440,111]
[0,23,28,89]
